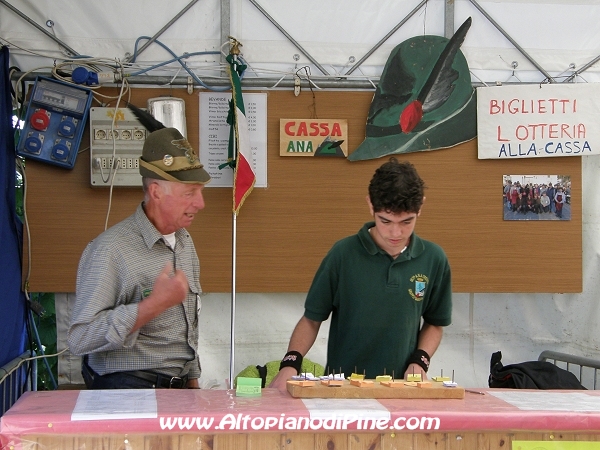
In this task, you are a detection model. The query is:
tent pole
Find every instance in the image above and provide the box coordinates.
[247,0,329,76]
[124,0,200,62]
[467,0,555,82]
[0,0,80,57]
[346,0,427,76]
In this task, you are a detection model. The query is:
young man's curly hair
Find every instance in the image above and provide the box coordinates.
[368,157,426,214]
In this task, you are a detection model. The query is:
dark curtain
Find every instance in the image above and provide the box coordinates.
[0,46,27,369]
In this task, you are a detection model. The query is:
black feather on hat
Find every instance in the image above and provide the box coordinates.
[127,102,165,132]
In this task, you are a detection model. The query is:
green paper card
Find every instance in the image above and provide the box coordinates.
[236,377,262,397]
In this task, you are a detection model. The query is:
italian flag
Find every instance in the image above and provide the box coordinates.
[228,54,255,215]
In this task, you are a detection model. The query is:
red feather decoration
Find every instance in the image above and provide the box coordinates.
[400,100,423,133]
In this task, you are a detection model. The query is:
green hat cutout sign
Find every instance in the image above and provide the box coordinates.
[349,17,477,161]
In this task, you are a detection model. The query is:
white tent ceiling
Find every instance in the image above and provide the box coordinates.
[3,0,600,88]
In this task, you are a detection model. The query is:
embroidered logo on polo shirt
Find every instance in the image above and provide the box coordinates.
[408,274,429,301]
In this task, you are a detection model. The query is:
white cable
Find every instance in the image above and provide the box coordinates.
[0,36,59,59]
[269,74,287,89]
[354,66,378,89]
[103,73,128,230]
[15,158,32,298]
[0,348,68,386]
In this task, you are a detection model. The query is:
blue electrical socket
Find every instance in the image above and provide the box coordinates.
[17,76,93,169]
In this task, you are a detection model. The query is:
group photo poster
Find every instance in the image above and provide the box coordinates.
[503,174,571,221]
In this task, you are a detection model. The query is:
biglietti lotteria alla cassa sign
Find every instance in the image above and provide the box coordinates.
[477,83,600,159]
[280,119,348,157]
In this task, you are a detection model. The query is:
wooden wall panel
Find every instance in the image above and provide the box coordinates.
[22,87,581,293]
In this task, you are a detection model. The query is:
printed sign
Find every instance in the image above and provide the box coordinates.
[477,83,600,159]
[280,119,348,157]
[199,92,267,187]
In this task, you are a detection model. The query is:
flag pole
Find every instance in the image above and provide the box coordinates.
[229,211,237,389]
[225,37,254,390]
[228,39,241,390]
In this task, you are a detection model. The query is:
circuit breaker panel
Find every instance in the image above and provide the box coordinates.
[16,77,93,169]
[89,107,147,186]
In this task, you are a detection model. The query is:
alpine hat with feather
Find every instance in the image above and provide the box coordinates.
[128,103,211,184]
[349,17,476,161]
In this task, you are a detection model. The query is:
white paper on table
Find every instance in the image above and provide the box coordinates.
[71,389,158,421]
[489,390,600,412]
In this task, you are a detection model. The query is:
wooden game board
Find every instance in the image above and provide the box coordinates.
[286,379,465,399]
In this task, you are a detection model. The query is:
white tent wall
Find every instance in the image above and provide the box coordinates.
[5,0,600,388]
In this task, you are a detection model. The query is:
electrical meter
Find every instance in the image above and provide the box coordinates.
[16,76,93,169]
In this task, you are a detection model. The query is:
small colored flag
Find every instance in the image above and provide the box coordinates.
[227,54,255,215]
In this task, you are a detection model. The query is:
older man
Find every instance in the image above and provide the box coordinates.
[68,127,210,389]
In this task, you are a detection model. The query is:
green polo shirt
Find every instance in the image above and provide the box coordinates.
[304,222,452,379]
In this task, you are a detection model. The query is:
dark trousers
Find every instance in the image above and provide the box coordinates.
[82,356,188,389]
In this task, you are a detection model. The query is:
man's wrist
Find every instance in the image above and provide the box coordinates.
[279,350,303,375]
[407,349,430,373]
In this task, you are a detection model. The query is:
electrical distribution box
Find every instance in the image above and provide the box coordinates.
[16,76,93,169]
[89,107,147,187]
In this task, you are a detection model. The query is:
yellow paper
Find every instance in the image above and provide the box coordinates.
[375,375,392,382]
[513,442,600,450]
[432,376,451,381]
[348,373,365,380]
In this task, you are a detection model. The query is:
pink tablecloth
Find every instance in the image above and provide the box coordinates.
[2,388,600,447]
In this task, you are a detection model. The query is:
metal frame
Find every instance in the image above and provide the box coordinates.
[0,0,80,57]
[248,0,330,76]
[3,0,599,88]
[467,0,554,82]
[123,0,200,63]
[539,350,600,390]
[0,351,37,418]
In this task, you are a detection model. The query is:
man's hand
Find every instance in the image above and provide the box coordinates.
[403,323,443,380]
[152,263,188,309]
[404,363,428,381]
[131,263,188,332]
[268,366,297,390]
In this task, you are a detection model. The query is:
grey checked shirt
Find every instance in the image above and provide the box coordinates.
[68,203,202,379]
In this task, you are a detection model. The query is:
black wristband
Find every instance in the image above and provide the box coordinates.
[279,351,303,375]
[407,349,430,373]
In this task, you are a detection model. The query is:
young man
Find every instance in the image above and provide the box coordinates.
[68,127,211,389]
[270,158,452,388]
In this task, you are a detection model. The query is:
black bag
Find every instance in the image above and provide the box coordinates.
[488,351,586,390]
